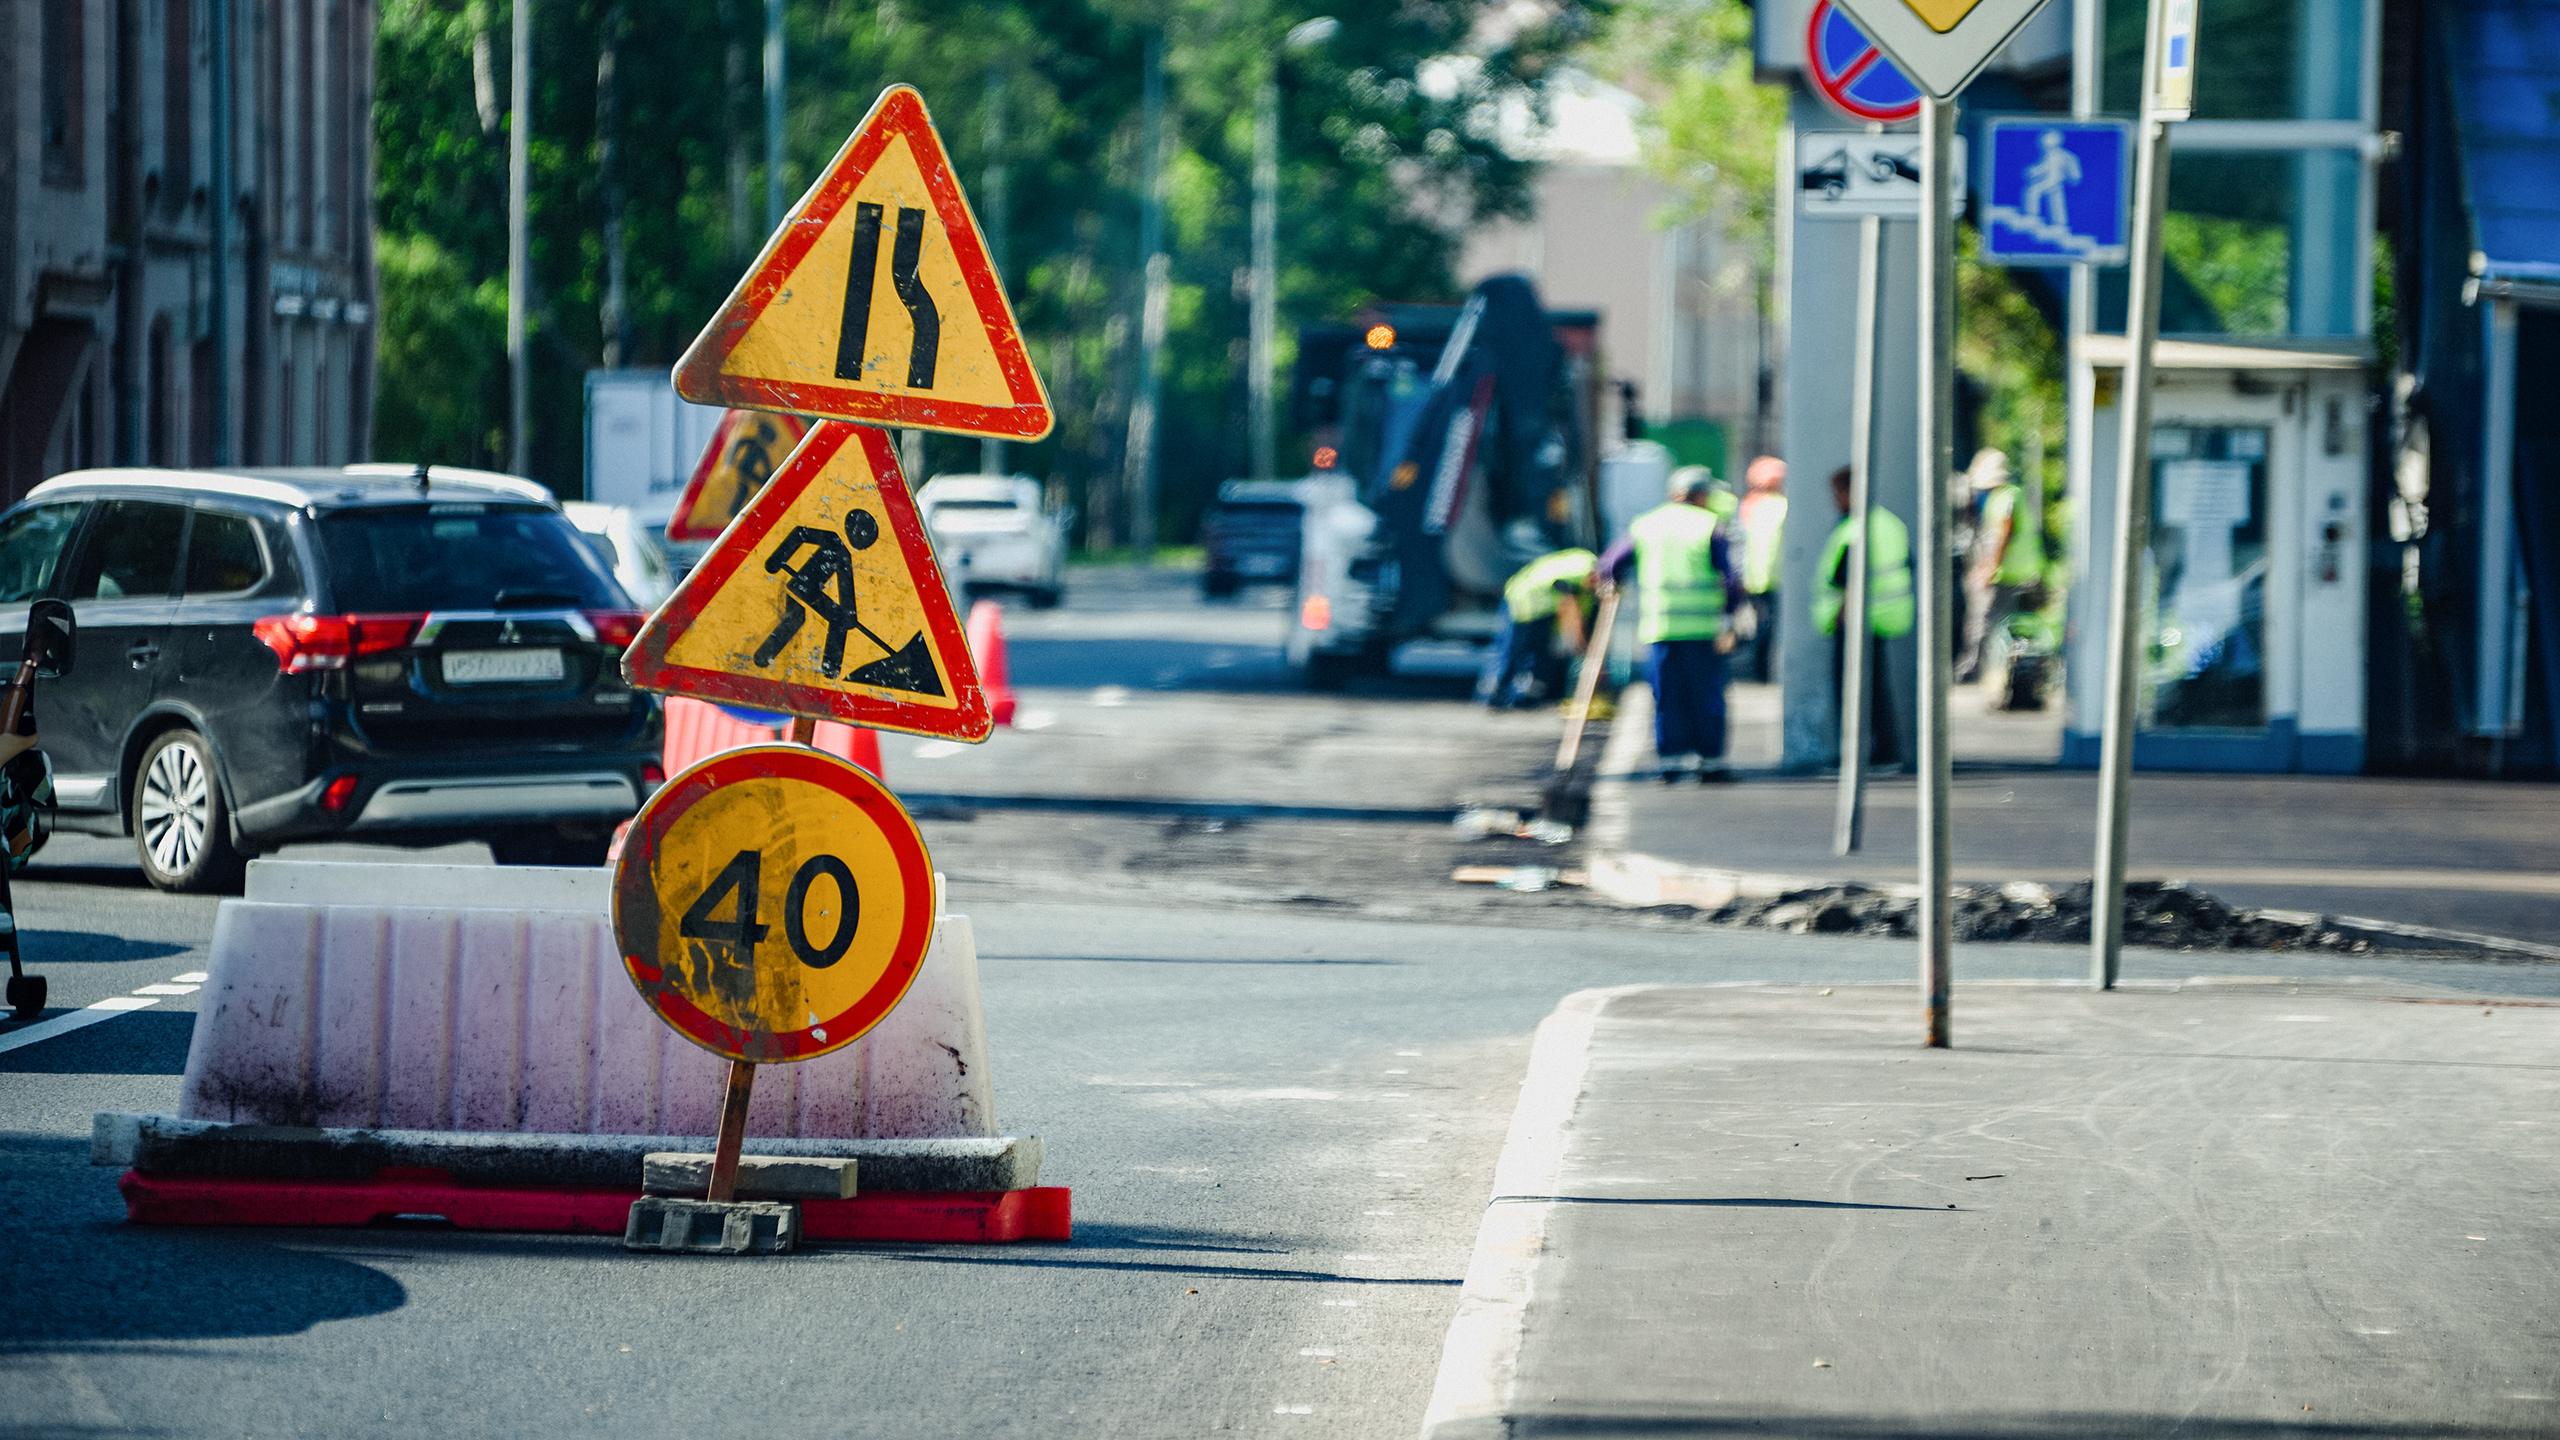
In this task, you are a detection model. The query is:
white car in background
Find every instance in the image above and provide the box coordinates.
[562,501,679,608]
[916,474,1067,609]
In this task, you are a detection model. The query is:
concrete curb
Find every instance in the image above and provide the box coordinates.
[1418,985,1652,1440]
[1579,687,2560,964]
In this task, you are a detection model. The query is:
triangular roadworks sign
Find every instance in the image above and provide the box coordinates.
[624,420,992,741]
[665,409,810,542]
[673,85,1052,442]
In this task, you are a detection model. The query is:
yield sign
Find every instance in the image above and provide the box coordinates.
[624,420,992,742]
[673,85,1053,442]
[666,409,811,542]
[1827,0,2055,99]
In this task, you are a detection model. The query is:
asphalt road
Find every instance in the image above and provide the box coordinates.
[5,566,2554,1438]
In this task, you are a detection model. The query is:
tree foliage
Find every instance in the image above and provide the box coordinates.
[373,0,1603,542]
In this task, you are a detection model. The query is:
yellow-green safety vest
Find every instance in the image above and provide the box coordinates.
[1627,503,1727,645]
[1502,548,1596,623]
[1815,508,1915,639]
[1978,483,2044,586]
[1739,493,1787,596]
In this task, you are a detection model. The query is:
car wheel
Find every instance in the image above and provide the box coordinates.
[1027,586,1062,610]
[1203,572,1239,600]
[489,826,614,867]
[134,729,247,894]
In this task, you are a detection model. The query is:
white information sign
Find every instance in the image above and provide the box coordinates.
[1796,131,1969,219]
[1826,0,2059,99]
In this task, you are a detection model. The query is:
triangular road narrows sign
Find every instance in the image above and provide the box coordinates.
[674,84,1052,442]
[624,420,992,741]
[665,409,811,542]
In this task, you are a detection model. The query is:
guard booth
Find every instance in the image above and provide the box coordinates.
[2062,340,2369,772]
[2052,0,2381,774]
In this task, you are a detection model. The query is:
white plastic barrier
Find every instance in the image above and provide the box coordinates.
[177,862,997,1140]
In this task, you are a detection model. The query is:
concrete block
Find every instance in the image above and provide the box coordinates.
[177,865,1000,1143]
[623,1195,798,1255]
[95,1112,1043,1191]
[245,858,612,911]
[642,1153,857,1200]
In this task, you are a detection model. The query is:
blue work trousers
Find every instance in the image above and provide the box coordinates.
[1648,638,1728,761]
[1478,613,1560,708]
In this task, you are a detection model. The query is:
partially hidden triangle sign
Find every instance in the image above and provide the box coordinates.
[674,84,1052,441]
[624,420,992,741]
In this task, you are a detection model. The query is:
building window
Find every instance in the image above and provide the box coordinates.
[42,0,84,186]
[2097,149,2365,339]
[2103,0,2365,121]
[148,318,174,466]
[298,0,317,250]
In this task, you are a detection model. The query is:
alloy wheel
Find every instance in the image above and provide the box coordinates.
[140,739,211,878]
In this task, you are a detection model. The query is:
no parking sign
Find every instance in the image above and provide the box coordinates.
[1805,0,1922,124]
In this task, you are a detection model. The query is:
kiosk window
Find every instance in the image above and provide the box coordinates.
[2144,426,2270,732]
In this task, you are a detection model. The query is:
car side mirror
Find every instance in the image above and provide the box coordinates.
[26,598,74,679]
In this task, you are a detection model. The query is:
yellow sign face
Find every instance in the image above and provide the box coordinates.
[614,745,936,1063]
[666,410,810,542]
[673,85,1052,441]
[622,421,993,741]
[1901,0,1985,32]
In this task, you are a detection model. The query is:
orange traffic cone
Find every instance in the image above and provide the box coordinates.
[812,720,884,779]
[967,599,1017,726]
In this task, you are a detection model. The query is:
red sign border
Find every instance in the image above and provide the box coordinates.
[615,743,937,1064]
[672,84,1054,441]
[623,419,993,741]
[665,409,811,543]
[1806,0,1923,125]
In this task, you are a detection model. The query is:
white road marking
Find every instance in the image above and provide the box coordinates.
[133,984,199,995]
[0,996,160,1056]
[173,971,208,983]
[1299,1348,1336,1357]
[1016,709,1057,730]
[912,740,966,759]
[1271,1405,1313,1415]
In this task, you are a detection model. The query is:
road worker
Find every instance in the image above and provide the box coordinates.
[1817,465,1915,769]
[1602,470,1747,783]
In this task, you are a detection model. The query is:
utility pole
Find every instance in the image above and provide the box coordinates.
[1916,95,1957,1049]
[2092,0,2193,989]
[507,0,531,477]
[765,0,786,232]
[208,0,232,463]
[1122,30,1167,564]
[981,66,1010,476]
[1249,72,1279,481]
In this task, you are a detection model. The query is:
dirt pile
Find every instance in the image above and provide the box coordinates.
[1717,878,2375,953]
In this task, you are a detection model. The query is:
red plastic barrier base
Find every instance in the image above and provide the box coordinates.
[119,1168,1071,1243]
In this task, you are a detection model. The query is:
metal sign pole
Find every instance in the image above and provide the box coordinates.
[1833,211,1883,855]
[2091,0,2184,991]
[1916,97,1957,1048]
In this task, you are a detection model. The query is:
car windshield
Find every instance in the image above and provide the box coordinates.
[317,504,628,612]
[931,498,1020,511]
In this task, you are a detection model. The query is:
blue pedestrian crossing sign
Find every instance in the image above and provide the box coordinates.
[1980,118,2132,266]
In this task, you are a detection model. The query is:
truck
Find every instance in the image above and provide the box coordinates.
[1282,275,1602,687]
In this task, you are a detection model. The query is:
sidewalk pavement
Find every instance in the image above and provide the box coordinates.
[1589,681,2560,948]
[1422,981,2560,1439]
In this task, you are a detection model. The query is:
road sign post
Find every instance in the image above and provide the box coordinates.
[1834,212,1882,856]
[1915,95,1957,1049]
[1826,0,2054,1046]
[2091,0,2192,991]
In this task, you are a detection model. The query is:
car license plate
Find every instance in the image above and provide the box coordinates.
[443,648,565,684]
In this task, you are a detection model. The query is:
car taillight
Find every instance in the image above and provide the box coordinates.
[641,763,666,788]
[256,607,424,671]
[351,614,425,656]
[585,610,645,649]
[255,614,350,672]
[1300,594,1332,632]
[319,775,361,812]
[254,613,426,672]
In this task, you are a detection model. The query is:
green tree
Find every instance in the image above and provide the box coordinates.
[372,0,1603,541]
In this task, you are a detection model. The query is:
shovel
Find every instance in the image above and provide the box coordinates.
[1539,586,1621,826]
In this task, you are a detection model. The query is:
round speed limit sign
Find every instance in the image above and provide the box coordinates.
[614,744,935,1063]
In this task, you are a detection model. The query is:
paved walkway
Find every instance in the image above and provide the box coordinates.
[1598,681,2560,945]
[1423,982,2560,1439]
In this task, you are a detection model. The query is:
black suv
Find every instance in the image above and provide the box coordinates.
[0,465,665,891]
